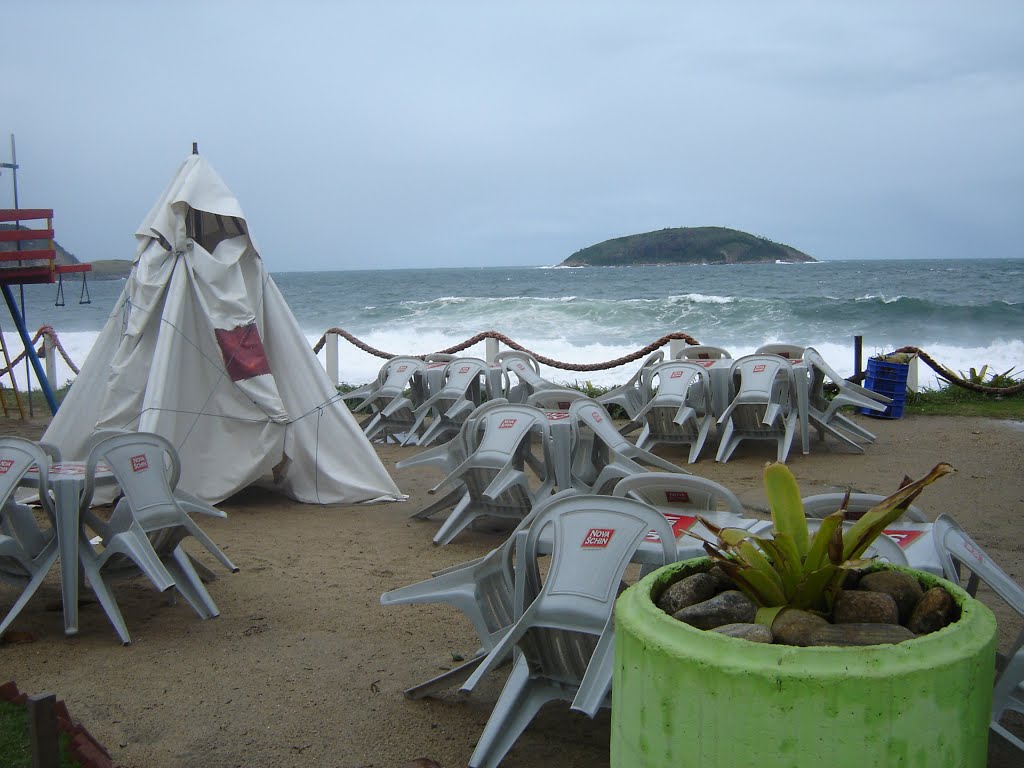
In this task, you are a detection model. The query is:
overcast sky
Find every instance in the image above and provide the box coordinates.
[4,1,1022,271]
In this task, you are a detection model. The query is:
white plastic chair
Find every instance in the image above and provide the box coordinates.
[803,347,889,450]
[715,354,798,463]
[525,388,592,411]
[379,489,577,698]
[631,361,716,463]
[755,343,805,360]
[611,472,745,515]
[397,399,511,521]
[933,514,1024,752]
[358,356,430,444]
[801,492,928,523]
[675,345,732,361]
[460,495,676,768]
[568,399,687,495]
[499,352,558,403]
[80,433,237,642]
[426,403,555,545]
[407,357,490,447]
[596,350,664,421]
[0,438,61,638]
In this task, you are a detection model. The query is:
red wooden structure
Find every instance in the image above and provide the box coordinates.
[0,208,91,284]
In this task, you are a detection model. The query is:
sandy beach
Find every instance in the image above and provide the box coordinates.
[2,413,1022,768]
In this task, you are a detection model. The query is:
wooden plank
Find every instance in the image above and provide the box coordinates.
[0,208,52,222]
[55,263,92,273]
[0,249,56,263]
[0,267,55,284]
[0,228,54,242]
[27,692,59,768]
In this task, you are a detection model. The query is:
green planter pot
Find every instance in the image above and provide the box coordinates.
[611,558,997,768]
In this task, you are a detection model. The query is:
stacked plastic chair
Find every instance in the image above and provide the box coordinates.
[407,357,490,447]
[419,402,555,545]
[0,438,61,638]
[498,351,558,403]
[459,495,677,767]
[933,514,1024,752]
[568,399,688,494]
[674,345,732,361]
[80,432,237,643]
[802,347,891,452]
[596,350,664,421]
[379,489,578,698]
[715,354,798,463]
[631,361,716,463]
[357,356,430,444]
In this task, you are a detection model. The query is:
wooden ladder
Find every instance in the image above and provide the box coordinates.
[0,326,26,419]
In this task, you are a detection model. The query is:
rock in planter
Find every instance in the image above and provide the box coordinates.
[907,585,957,634]
[770,608,830,647]
[671,590,756,630]
[858,570,924,623]
[832,589,899,625]
[803,622,915,647]
[710,623,773,643]
[655,571,720,615]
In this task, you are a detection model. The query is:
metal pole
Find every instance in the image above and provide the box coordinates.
[6,134,34,415]
[854,335,863,380]
[2,285,58,413]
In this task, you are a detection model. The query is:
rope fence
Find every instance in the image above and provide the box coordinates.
[5,326,1021,396]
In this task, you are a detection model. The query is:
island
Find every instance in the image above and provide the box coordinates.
[0,223,132,279]
[560,226,817,267]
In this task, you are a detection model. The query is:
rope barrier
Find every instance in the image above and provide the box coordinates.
[0,325,80,377]
[312,328,702,372]
[891,346,1024,396]
[8,326,1022,396]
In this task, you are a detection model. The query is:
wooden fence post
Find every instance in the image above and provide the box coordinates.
[27,692,59,768]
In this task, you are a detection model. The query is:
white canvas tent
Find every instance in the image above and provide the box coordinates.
[42,154,403,505]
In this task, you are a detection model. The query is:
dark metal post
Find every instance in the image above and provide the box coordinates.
[854,335,863,379]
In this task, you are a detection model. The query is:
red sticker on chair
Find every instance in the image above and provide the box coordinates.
[546,410,570,420]
[130,454,149,472]
[458,366,470,374]
[665,491,691,504]
[0,459,12,474]
[215,323,272,382]
[697,360,715,368]
[397,365,408,373]
[883,529,924,549]
[645,514,698,542]
[670,371,685,378]
[753,364,766,373]
[499,418,517,429]
[582,528,615,548]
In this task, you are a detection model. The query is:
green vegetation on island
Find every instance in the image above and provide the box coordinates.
[560,226,816,267]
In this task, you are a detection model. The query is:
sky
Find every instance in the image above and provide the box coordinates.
[3,1,1023,271]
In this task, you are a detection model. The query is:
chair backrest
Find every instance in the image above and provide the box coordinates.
[494,350,541,374]
[526,388,592,411]
[85,433,182,527]
[437,357,488,398]
[568,400,629,452]
[500,353,551,387]
[676,345,731,360]
[612,473,745,515]
[645,361,711,401]
[729,354,793,402]
[802,492,928,523]
[0,437,56,520]
[522,495,676,632]
[472,404,548,460]
[755,343,805,360]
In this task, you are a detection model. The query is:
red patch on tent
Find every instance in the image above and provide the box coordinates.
[215,323,272,382]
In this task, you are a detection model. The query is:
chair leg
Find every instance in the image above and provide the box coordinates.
[181,517,238,573]
[78,555,132,645]
[404,653,488,700]
[432,496,476,546]
[0,543,59,637]
[165,546,220,619]
[468,654,563,768]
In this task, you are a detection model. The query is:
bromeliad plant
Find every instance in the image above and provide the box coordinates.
[694,462,955,626]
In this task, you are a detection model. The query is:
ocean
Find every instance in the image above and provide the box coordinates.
[4,258,1022,394]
